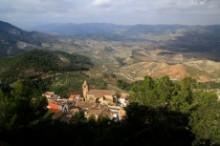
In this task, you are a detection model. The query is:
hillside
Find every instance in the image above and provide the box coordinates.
[118,60,220,82]
[165,25,220,60]
[0,20,56,57]
[0,50,93,80]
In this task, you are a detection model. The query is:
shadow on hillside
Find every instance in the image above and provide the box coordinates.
[0,103,194,146]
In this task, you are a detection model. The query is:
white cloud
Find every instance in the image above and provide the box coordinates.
[92,0,111,7]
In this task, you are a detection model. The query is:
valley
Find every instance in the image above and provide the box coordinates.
[1,20,220,94]
[46,38,220,84]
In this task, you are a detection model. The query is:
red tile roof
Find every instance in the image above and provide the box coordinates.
[47,103,61,113]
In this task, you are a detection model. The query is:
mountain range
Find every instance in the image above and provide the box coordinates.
[33,23,188,40]
[1,20,220,83]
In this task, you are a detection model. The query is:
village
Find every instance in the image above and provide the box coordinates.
[42,80,129,122]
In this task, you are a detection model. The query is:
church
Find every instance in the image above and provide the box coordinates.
[82,80,116,105]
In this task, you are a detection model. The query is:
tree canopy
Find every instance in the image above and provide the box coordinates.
[0,76,220,146]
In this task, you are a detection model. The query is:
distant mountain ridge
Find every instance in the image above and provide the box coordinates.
[33,23,191,40]
[2,20,220,60]
[33,22,218,38]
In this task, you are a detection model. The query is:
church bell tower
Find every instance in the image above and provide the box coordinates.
[82,80,89,100]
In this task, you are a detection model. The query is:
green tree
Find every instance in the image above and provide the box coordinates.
[130,76,156,106]
[10,80,24,96]
[170,78,194,113]
[0,80,48,130]
[190,91,220,145]
[154,76,176,106]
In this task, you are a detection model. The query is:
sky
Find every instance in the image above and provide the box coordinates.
[0,0,220,28]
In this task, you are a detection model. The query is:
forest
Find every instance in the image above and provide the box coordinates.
[0,76,220,146]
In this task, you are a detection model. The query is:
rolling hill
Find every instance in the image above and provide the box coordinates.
[118,60,220,83]
[0,50,93,81]
[34,23,220,60]
[1,20,220,83]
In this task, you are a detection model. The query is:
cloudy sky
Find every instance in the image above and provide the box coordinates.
[0,0,220,28]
